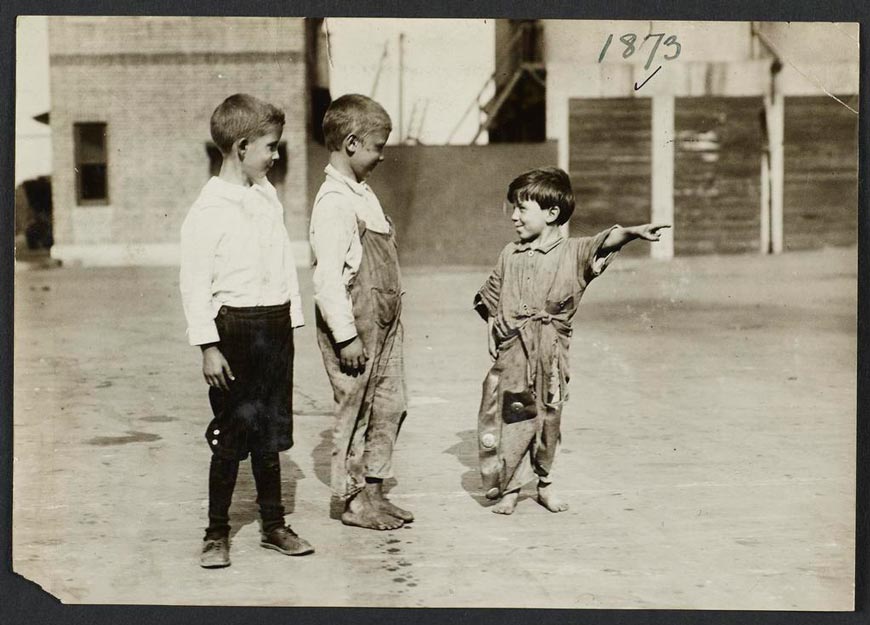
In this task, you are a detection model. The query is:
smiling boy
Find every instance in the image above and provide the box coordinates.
[180,94,313,567]
[309,94,413,531]
[474,167,669,515]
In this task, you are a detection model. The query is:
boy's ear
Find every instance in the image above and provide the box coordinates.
[234,137,249,160]
[344,133,359,154]
[546,206,562,224]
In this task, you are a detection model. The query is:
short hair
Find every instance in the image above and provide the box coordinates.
[210,93,285,154]
[506,167,575,226]
[322,94,392,152]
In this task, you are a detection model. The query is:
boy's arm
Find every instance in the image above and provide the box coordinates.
[310,197,359,343]
[473,245,507,322]
[179,207,222,346]
[283,240,305,329]
[599,223,671,254]
[310,198,369,373]
[180,208,236,390]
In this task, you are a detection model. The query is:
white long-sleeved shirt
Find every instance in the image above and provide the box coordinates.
[179,176,304,346]
[309,164,390,343]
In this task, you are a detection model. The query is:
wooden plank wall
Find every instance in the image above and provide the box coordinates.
[568,98,652,256]
[674,96,763,255]
[783,95,858,251]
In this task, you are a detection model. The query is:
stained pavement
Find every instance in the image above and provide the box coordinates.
[12,247,856,609]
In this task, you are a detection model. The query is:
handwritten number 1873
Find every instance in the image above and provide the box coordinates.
[598,33,681,70]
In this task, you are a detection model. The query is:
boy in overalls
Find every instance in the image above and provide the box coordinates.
[310,94,413,530]
[475,167,669,515]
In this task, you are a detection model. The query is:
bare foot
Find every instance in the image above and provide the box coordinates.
[341,489,404,530]
[537,482,569,512]
[492,489,519,515]
[367,482,414,522]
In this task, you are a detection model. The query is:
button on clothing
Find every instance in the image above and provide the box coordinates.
[205,303,295,461]
[179,176,304,346]
[310,165,392,344]
[474,227,618,496]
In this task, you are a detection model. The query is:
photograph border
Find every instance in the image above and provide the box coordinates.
[1,1,867,624]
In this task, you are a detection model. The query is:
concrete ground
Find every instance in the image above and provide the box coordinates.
[12,247,856,609]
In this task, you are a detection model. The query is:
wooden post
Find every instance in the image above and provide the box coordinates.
[398,33,405,143]
[768,89,785,254]
[760,137,771,254]
[651,95,675,260]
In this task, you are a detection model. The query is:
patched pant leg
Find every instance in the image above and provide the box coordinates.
[363,322,407,480]
[532,404,563,482]
[316,325,374,500]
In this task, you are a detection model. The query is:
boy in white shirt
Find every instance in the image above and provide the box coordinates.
[180,93,313,567]
[310,94,412,530]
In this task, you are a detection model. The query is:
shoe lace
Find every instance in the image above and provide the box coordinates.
[204,537,226,551]
[275,525,298,538]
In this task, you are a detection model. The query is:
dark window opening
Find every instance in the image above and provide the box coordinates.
[74,122,108,204]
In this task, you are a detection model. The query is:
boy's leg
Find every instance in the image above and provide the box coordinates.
[207,454,240,538]
[362,324,413,522]
[316,321,403,530]
[250,452,285,533]
[252,452,314,555]
[532,406,569,512]
[202,454,239,568]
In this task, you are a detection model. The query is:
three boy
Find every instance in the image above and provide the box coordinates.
[181,92,667,566]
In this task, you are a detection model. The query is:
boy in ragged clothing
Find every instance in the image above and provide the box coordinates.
[309,94,413,530]
[474,167,669,515]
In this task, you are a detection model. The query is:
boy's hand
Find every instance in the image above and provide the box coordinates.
[338,336,368,375]
[637,223,671,241]
[202,345,235,391]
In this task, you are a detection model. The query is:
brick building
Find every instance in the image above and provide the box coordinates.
[47,17,310,265]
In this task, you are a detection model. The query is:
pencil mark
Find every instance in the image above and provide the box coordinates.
[634,65,662,91]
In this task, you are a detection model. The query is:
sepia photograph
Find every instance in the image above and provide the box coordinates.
[9,13,860,612]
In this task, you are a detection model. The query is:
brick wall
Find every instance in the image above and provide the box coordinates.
[48,17,308,248]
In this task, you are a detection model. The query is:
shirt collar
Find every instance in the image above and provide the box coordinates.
[325,163,368,197]
[203,176,274,203]
[514,235,565,254]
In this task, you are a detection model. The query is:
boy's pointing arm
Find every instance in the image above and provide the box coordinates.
[599,223,671,254]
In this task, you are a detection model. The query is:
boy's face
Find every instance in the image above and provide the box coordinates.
[510,199,560,242]
[240,125,283,183]
[349,127,389,181]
